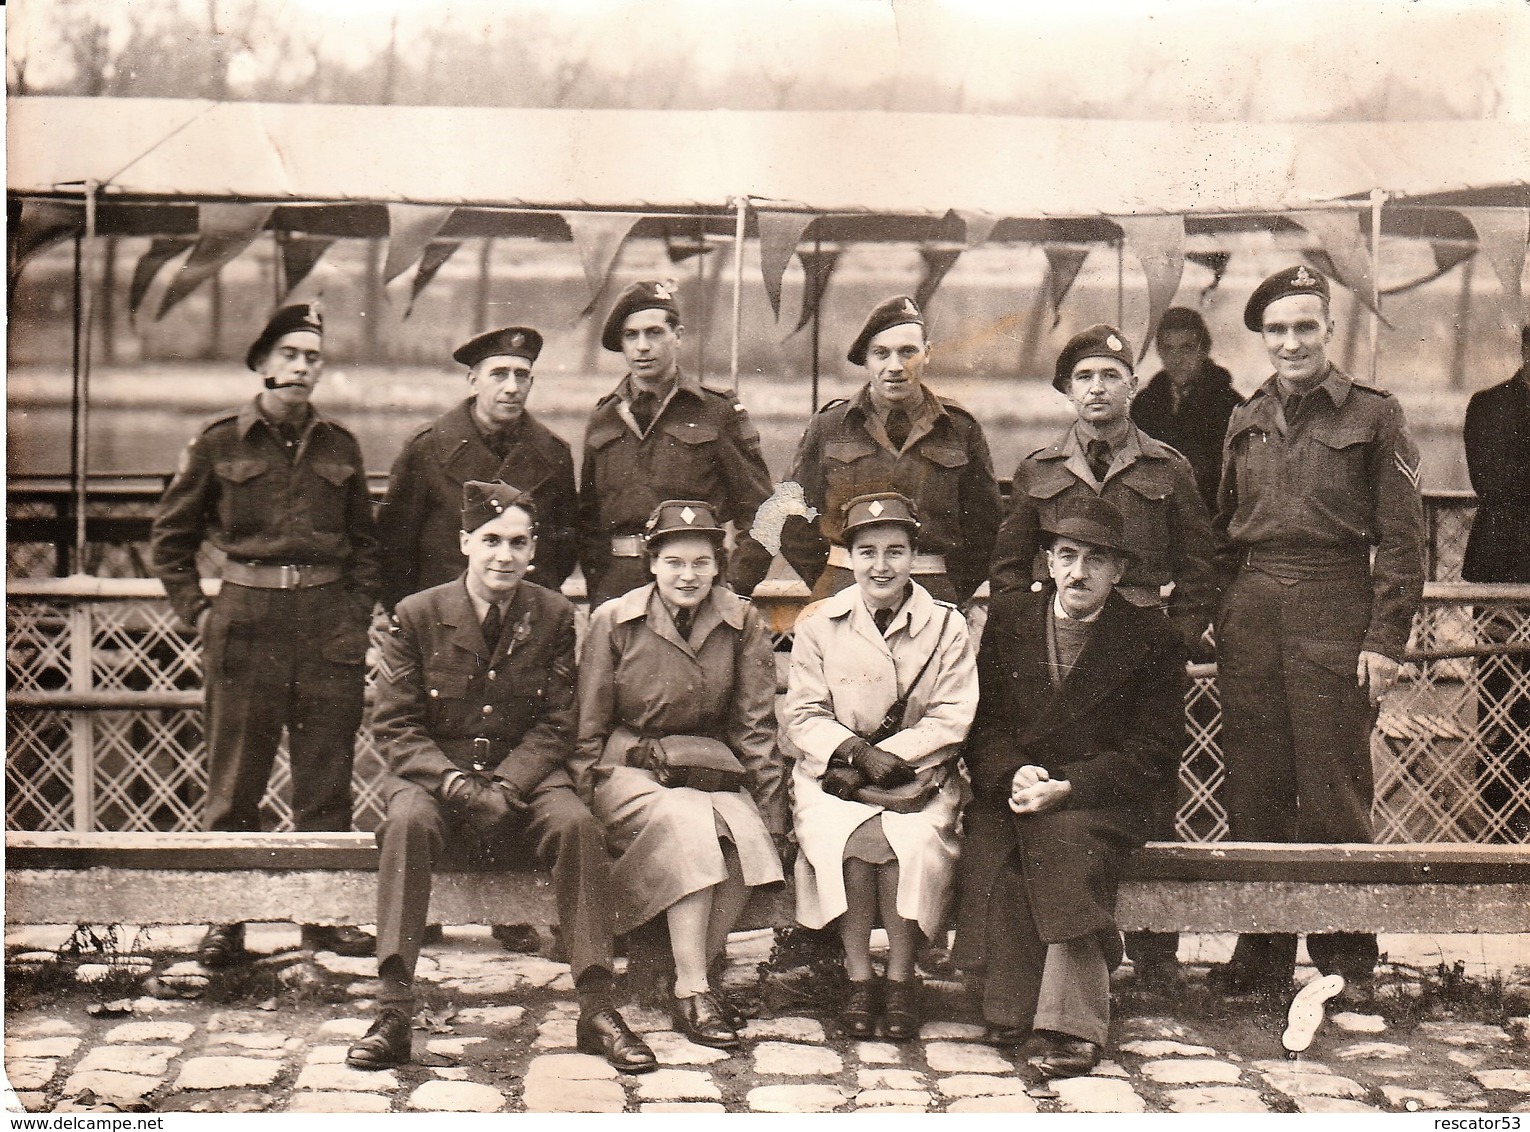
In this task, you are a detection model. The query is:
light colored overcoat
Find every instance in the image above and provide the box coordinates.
[783,581,976,939]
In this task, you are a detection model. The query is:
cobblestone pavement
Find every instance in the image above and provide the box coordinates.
[5,926,1528,1114]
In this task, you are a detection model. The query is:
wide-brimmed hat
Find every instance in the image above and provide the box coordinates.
[1040,494,1132,558]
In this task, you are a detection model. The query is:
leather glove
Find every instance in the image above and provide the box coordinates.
[441,773,514,837]
[844,738,916,788]
[821,760,868,801]
[491,776,532,816]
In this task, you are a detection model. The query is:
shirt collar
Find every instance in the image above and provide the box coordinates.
[238,396,321,440]
[1053,591,1105,623]
[849,383,945,425]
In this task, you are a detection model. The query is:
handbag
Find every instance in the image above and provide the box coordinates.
[644,734,748,793]
[824,607,954,814]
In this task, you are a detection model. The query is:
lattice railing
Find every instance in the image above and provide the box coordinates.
[10,579,1530,843]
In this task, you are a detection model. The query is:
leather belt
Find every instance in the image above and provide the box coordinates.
[222,560,343,590]
[1241,544,1367,581]
[827,545,947,574]
[610,535,645,558]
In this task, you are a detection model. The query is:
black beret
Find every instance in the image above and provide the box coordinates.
[847,295,925,367]
[601,280,681,352]
[461,480,534,534]
[246,302,323,371]
[453,326,543,369]
[1040,494,1132,559]
[1243,264,1331,331]
[643,499,725,549]
[1053,324,1134,392]
[839,492,920,546]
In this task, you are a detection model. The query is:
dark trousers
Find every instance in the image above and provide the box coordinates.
[373,778,616,1001]
[1476,606,1530,843]
[202,583,367,833]
[1218,567,1379,981]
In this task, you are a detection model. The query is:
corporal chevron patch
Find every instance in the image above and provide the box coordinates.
[374,653,416,685]
[1393,451,1422,489]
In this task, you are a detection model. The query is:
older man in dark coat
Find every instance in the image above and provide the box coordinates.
[955,495,1185,1078]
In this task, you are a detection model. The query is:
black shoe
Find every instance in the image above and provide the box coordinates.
[983,1022,1029,1048]
[1206,961,1291,999]
[577,1006,659,1073]
[345,1008,413,1069]
[672,991,740,1049]
[492,923,542,953]
[1135,955,1183,989]
[882,979,920,1041]
[197,923,246,968]
[839,979,880,1039]
[1027,1032,1101,1079]
[712,987,747,1030]
[301,924,376,957]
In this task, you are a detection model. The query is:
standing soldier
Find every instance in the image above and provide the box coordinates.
[1129,307,1244,512]
[989,323,1221,987]
[150,303,379,963]
[1212,266,1425,998]
[780,295,1000,605]
[578,280,774,607]
[377,326,577,610]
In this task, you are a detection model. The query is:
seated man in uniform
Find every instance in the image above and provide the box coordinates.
[955,496,1185,1078]
[346,481,655,1074]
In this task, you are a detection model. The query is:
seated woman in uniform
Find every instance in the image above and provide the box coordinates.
[783,492,977,1040]
[576,500,787,1051]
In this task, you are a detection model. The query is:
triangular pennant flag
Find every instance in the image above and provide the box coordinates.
[1043,245,1090,327]
[561,211,644,311]
[947,208,998,250]
[277,234,336,299]
[383,204,454,285]
[914,246,963,312]
[758,210,818,319]
[665,231,714,264]
[1116,214,1186,358]
[1429,238,1477,278]
[158,203,273,318]
[1459,207,1528,327]
[405,240,462,318]
[129,237,194,315]
[1290,210,1385,323]
[9,200,80,286]
[1186,251,1231,302]
[791,245,842,335]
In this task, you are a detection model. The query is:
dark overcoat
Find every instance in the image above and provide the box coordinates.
[1463,371,1530,584]
[376,401,578,609]
[953,589,1184,966]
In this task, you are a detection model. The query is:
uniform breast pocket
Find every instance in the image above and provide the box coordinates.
[423,670,474,734]
[1227,425,1276,498]
[824,438,882,503]
[214,459,271,534]
[914,444,970,512]
[657,421,720,493]
[1119,465,1175,555]
[1308,427,1372,519]
[309,461,358,532]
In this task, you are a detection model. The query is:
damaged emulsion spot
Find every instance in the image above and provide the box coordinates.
[751,480,819,557]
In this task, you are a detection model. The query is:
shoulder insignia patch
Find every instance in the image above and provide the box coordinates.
[373,652,416,685]
[1393,450,1422,489]
[932,598,958,610]
[817,398,849,413]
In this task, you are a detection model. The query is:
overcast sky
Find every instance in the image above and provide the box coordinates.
[9,0,1530,118]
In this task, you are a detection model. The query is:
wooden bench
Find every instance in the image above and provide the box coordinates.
[7,833,1528,935]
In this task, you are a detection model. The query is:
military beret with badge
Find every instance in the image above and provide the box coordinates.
[601,279,681,352]
[453,325,543,368]
[1053,323,1134,392]
[245,301,323,371]
[1243,264,1331,331]
[848,295,926,367]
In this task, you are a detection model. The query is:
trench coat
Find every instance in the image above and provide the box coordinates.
[953,589,1184,970]
[575,583,786,934]
[783,582,976,939]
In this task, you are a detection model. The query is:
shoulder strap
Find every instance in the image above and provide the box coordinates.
[903,606,954,697]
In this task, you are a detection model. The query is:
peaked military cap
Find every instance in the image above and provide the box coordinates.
[1040,493,1132,558]
[453,326,543,369]
[461,480,534,533]
[601,279,681,352]
[839,491,921,545]
[1243,264,1331,331]
[643,499,725,548]
[246,301,323,371]
[848,295,926,367]
[1054,323,1134,391]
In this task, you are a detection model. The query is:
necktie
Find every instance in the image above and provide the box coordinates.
[481,603,504,651]
[631,391,658,434]
[674,609,693,640]
[885,409,911,451]
[873,607,894,636]
[1086,438,1112,483]
[1285,393,1304,423]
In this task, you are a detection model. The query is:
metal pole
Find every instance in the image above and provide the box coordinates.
[1369,189,1384,387]
[1449,256,1476,391]
[74,181,100,576]
[730,196,746,393]
[1116,238,1125,328]
[810,237,822,414]
[67,233,83,577]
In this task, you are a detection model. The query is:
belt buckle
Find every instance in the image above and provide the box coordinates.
[279,564,300,589]
[472,737,490,772]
